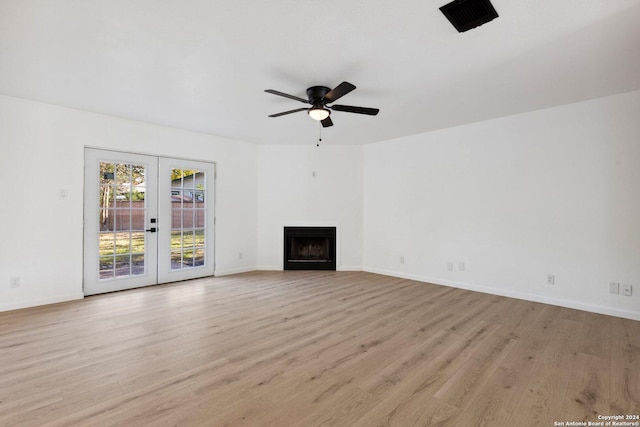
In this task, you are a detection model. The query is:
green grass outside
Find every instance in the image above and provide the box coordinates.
[99,230,205,256]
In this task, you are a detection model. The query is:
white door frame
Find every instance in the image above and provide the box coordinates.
[84,148,216,295]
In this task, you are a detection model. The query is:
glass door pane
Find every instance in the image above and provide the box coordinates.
[170,168,207,270]
[98,161,147,279]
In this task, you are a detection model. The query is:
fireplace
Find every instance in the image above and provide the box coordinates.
[284,226,336,270]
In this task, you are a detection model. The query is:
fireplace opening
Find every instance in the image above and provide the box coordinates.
[284,226,336,270]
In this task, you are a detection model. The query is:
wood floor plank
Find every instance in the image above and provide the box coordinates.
[609,316,640,414]
[0,271,637,426]
[507,317,584,426]
[560,352,611,422]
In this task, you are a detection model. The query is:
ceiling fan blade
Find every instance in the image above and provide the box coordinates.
[264,89,309,104]
[331,104,380,116]
[321,116,333,128]
[324,82,356,103]
[268,108,308,118]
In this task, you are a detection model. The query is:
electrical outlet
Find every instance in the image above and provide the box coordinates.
[546,274,555,285]
[447,262,454,271]
[239,252,243,260]
[609,282,620,294]
[621,284,632,296]
[458,262,465,271]
[10,277,20,288]
[400,256,405,265]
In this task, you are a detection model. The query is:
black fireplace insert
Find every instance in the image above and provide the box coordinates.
[284,226,336,270]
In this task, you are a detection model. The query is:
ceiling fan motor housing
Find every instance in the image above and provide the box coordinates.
[306,86,332,103]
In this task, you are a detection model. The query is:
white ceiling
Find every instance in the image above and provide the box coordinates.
[1,0,639,145]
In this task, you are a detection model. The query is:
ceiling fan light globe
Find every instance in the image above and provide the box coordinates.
[308,107,330,121]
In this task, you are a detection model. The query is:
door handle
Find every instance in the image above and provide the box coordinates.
[145,227,157,233]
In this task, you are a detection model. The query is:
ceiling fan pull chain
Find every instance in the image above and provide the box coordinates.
[317,120,322,147]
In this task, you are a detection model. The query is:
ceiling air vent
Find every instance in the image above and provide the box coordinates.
[439,0,499,33]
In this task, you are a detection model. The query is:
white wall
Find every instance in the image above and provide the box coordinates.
[363,90,640,320]
[3,90,639,320]
[256,145,363,270]
[0,95,258,311]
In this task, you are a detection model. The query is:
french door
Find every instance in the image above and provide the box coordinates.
[83,148,215,296]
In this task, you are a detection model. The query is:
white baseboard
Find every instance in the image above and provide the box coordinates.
[0,293,85,313]
[255,265,281,271]
[338,266,363,272]
[363,267,640,322]
[214,266,258,276]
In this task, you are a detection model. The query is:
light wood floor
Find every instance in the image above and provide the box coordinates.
[0,271,638,426]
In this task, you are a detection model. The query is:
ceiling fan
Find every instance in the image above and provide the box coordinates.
[265,81,379,128]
